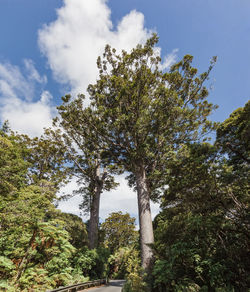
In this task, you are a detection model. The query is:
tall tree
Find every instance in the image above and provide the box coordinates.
[80,34,217,272]
[52,97,118,249]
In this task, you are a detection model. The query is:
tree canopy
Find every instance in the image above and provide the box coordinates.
[101,212,138,253]
[72,34,217,273]
[51,96,119,248]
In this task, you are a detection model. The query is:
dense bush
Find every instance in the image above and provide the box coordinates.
[152,211,249,291]
[0,130,106,291]
[73,247,110,280]
[151,111,250,291]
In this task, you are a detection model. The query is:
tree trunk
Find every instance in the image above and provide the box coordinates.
[88,165,103,249]
[89,188,101,249]
[135,162,154,272]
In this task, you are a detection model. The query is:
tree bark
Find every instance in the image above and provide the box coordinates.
[135,162,154,272]
[88,165,103,249]
[89,188,101,249]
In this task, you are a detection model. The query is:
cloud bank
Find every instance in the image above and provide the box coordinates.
[1,0,177,137]
[38,0,176,97]
[0,61,54,137]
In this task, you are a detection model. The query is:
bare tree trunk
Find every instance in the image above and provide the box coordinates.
[88,164,104,249]
[135,162,154,272]
[89,186,101,249]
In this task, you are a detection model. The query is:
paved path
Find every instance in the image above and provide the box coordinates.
[82,280,125,292]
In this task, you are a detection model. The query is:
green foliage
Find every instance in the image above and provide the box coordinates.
[119,248,145,292]
[0,130,91,290]
[152,124,249,291]
[101,214,142,290]
[60,213,88,249]
[47,212,88,249]
[101,212,138,253]
[85,34,217,194]
[0,256,15,278]
[108,247,141,278]
[73,247,110,279]
[0,131,30,198]
[0,187,91,291]
[53,98,119,215]
[153,210,249,290]
[23,130,70,189]
[0,182,77,290]
[216,100,250,167]
[108,247,133,279]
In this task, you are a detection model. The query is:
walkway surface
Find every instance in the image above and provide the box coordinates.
[82,280,125,292]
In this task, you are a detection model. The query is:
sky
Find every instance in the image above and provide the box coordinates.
[0,0,249,222]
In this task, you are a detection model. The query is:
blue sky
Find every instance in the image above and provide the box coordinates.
[1,0,249,120]
[0,0,249,220]
[0,0,249,131]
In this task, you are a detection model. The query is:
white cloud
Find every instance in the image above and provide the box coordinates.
[158,48,179,71]
[38,0,118,96]
[38,0,177,98]
[23,59,47,84]
[0,62,34,100]
[0,61,54,137]
[57,174,160,224]
[57,177,88,219]
[101,175,160,224]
